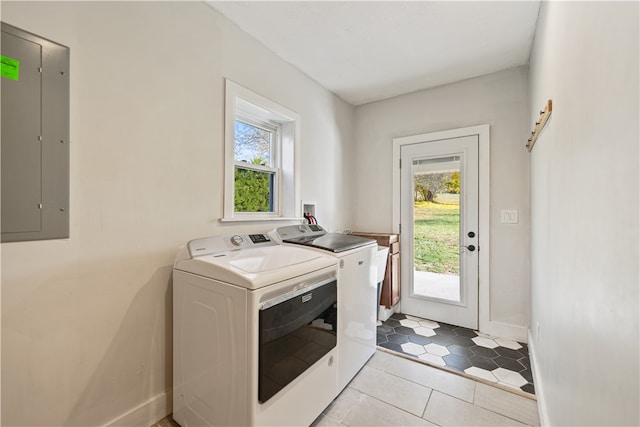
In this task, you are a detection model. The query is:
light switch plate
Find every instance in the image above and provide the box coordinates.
[501,209,519,224]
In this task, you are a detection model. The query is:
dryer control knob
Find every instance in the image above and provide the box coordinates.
[230,235,244,246]
[298,225,307,232]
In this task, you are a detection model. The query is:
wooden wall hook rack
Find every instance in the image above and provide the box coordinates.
[526,99,552,152]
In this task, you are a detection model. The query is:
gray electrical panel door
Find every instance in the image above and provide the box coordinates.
[2,29,42,233]
[1,22,69,242]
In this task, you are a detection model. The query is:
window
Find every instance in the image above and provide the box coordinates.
[233,118,278,213]
[223,80,299,221]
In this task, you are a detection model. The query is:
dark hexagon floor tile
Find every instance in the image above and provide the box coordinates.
[495,346,523,360]
[377,333,388,344]
[452,327,478,338]
[518,356,531,369]
[377,325,394,335]
[468,355,499,371]
[447,344,475,357]
[393,326,416,336]
[520,369,534,383]
[408,334,432,345]
[521,383,535,395]
[449,335,475,347]
[387,333,409,345]
[383,319,402,328]
[437,321,457,330]
[390,313,406,320]
[429,334,453,346]
[443,354,473,371]
[470,345,499,358]
[494,356,526,372]
[378,341,404,353]
[434,326,457,336]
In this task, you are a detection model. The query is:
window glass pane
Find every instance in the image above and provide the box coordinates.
[234,120,272,166]
[234,166,274,212]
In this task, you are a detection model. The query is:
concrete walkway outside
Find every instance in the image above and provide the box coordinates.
[413,271,460,302]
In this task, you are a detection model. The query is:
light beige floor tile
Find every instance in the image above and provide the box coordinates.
[341,394,435,426]
[365,350,397,371]
[474,382,540,426]
[383,354,476,402]
[153,416,179,427]
[311,413,346,426]
[349,366,432,416]
[423,391,526,426]
[323,387,362,422]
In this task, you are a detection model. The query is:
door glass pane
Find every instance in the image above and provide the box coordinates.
[412,156,461,302]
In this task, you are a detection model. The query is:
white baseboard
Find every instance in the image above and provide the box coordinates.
[103,390,172,427]
[378,304,399,322]
[481,320,529,343]
[528,330,549,426]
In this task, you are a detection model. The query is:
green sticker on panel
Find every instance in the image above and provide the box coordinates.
[1,55,20,80]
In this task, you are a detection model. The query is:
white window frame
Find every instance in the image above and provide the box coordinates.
[222,79,300,221]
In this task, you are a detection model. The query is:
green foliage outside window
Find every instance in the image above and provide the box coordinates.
[234,158,272,212]
[414,171,460,202]
[445,171,461,194]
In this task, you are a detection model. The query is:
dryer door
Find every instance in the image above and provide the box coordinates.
[258,277,337,402]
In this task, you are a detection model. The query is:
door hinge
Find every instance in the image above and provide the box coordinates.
[399,158,402,169]
[399,223,401,233]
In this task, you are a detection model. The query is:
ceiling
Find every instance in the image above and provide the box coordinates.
[207,1,541,106]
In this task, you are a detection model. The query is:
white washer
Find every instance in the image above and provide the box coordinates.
[270,225,377,391]
[173,233,339,427]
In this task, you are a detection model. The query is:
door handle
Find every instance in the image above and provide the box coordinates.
[462,245,476,252]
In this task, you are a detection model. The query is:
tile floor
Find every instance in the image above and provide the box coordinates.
[312,350,539,426]
[156,350,539,427]
[157,314,538,426]
[377,313,535,395]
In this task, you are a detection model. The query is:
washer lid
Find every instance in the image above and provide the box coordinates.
[284,233,376,253]
[174,244,336,289]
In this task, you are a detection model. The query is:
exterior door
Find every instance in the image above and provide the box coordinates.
[400,135,479,329]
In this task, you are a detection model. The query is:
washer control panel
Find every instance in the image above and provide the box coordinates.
[230,235,244,246]
[273,224,325,240]
[187,233,274,257]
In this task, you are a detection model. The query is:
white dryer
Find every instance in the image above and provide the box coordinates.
[270,225,377,391]
[173,233,339,427]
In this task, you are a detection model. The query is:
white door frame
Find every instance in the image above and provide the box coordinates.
[392,125,490,333]
[400,136,479,328]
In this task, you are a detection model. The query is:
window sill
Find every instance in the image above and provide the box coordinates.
[219,216,304,223]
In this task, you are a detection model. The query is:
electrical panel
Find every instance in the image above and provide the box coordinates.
[1,22,69,242]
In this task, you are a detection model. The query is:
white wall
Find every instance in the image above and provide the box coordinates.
[528,2,639,425]
[353,67,531,339]
[0,2,355,425]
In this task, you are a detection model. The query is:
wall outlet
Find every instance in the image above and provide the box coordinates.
[501,209,519,224]
[302,201,316,218]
